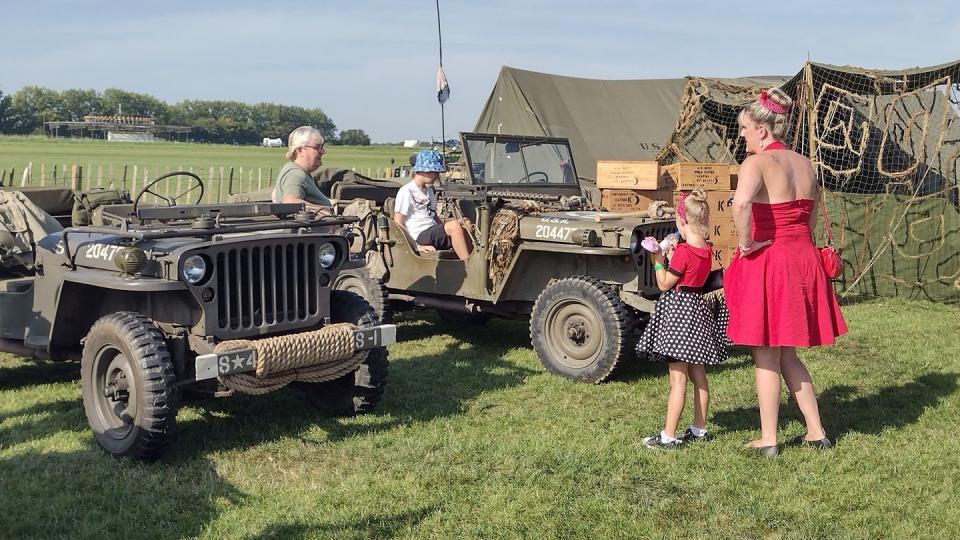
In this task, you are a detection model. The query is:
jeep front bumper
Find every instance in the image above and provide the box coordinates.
[194,323,397,381]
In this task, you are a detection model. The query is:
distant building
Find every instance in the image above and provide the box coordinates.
[44,115,191,142]
[402,139,419,148]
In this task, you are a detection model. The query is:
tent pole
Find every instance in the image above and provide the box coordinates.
[805,61,817,164]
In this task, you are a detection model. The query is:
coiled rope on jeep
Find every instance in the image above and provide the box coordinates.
[213,323,368,395]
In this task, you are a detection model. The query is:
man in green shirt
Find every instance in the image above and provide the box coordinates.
[272,126,333,216]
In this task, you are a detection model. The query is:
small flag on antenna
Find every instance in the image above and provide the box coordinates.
[436,66,450,104]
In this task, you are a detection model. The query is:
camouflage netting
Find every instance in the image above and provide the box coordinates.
[658,60,960,303]
[487,204,541,290]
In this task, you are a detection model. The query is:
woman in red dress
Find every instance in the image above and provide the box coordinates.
[725,88,847,456]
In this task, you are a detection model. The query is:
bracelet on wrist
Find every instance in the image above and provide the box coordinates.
[654,263,665,271]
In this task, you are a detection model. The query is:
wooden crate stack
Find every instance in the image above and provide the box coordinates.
[597,160,739,270]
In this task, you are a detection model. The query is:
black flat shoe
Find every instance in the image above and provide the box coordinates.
[789,435,834,450]
[742,440,779,457]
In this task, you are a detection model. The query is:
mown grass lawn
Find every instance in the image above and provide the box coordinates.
[1,299,958,538]
[0,135,414,186]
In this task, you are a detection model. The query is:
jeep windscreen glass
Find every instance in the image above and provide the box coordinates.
[466,138,575,184]
[518,142,575,184]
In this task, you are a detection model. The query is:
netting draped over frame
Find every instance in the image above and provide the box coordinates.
[659,60,960,303]
[487,205,540,291]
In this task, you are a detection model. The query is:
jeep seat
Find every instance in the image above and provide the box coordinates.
[0,186,74,226]
[382,197,459,260]
[331,181,400,207]
[0,190,64,276]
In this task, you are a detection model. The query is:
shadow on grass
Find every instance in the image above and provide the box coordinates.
[0,313,538,463]
[167,314,539,460]
[0,359,78,391]
[0,398,80,447]
[711,372,959,439]
[0,449,243,538]
[394,310,530,348]
[247,506,440,539]
[613,347,755,383]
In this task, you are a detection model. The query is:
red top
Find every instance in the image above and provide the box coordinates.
[667,242,713,287]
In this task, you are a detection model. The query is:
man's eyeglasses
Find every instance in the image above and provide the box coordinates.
[303,143,325,152]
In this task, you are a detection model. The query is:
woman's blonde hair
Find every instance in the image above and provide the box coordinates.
[285,126,324,161]
[738,87,793,142]
[682,189,710,240]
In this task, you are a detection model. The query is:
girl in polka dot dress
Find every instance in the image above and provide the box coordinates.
[637,189,729,449]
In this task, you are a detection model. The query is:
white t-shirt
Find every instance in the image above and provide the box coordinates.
[393,180,439,240]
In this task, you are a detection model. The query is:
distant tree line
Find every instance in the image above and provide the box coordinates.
[0,86,371,146]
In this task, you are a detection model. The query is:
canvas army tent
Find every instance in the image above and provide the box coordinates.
[473,67,688,180]
[473,66,784,180]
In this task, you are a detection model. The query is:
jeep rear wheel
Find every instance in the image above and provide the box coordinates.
[81,312,178,460]
[333,268,391,323]
[297,290,389,415]
[530,276,631,383]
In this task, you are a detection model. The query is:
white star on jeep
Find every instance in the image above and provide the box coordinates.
[231,355,245,369]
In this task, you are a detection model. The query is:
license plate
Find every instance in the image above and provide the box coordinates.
[354,324,397,350]
[195,348,257,381]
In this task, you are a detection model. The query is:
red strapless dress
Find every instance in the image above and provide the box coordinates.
[724,199,847,347]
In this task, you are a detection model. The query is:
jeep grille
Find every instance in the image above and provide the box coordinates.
[215,241,320,334]
[641,223,679,289]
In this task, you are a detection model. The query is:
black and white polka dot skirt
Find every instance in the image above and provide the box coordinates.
[636,289,730,365]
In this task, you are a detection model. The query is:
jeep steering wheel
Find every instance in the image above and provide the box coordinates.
[133,171,205,215]
[518,170,549,183]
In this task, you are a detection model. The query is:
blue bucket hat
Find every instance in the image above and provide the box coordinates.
[413,149,446,173]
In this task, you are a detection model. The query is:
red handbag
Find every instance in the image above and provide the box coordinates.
[818,192,843,279]
[819,245,843,279]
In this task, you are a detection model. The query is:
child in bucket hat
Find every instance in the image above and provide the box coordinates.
[412,149,447,173]
[393,149,471,260]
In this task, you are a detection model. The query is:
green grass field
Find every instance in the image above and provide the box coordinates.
[1,299,958,538]
[0,135,415,195]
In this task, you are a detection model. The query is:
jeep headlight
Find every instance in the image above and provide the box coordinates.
[182,254,208,284]
[318,243,338,269]
[629,229,643,254]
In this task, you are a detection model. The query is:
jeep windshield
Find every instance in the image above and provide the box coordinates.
[461,133,577,185]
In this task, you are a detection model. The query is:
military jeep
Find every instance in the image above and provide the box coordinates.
[0,172,395,460]
[330,133,694,383]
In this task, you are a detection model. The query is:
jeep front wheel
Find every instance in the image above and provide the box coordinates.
[296,290,389,415]
[530,276,631,383]
[80,312,178,460]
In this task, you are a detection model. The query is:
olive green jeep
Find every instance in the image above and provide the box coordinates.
[0,173,395,460]
[329,133,703,383]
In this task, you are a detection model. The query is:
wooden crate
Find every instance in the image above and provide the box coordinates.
[671,190,737,248]
[672,190,735,219]
[708,190,735,219]
[711,244,736,270]
[730,164,739,190]
[661,162,731,190]
[710,221,737,248]
[600,189,672,212]
[596,160,660,189]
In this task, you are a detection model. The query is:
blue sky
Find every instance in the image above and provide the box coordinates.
[1,1,957,142]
